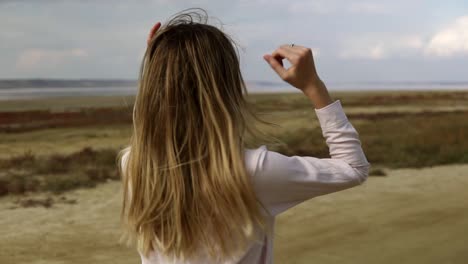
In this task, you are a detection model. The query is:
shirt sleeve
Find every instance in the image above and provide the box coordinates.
[252,100,371,216]
[120,147,133,200]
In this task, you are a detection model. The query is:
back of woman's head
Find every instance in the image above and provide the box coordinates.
[117,8,274,262]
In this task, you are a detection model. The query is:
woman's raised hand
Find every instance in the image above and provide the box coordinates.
[263,45,333,109]
[147,22,162,45]
[263,45,321,93]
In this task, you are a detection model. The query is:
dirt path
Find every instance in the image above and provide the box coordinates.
[275,164,468,264]
[0,181,139,264]
[1,164,467,264]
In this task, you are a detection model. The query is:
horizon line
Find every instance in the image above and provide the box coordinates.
[1,78,468,84]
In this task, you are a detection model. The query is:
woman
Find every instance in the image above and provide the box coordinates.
[118,8,370,264]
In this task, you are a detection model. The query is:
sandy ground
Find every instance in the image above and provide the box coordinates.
[274,164,468,264]
[1,164,467,264]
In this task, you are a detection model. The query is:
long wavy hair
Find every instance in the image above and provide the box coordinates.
[117,8,278,262]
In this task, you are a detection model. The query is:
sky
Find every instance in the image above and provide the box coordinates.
[1,0,468,83]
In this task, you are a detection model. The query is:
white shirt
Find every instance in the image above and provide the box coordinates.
[122,99,371,264]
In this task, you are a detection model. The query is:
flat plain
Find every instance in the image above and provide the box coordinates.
[0,90,467,264]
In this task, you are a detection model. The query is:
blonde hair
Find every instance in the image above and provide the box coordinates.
[117,8,277,262]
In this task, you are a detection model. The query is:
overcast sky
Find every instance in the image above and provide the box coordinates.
[1,0,468,83]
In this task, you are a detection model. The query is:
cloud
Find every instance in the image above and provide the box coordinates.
[0,0,466,82]
[339,16,468,60]
[339,35,424,60]
[288,1,337,15]
[287,0,394,15]
[425,16,468,57]
[339,43,386,60]
[347,2,392,14]
[16,48,88,70]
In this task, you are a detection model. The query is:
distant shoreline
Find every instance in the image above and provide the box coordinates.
[0,79,137,89]
[0,79,467,101]
[1,79,468,90]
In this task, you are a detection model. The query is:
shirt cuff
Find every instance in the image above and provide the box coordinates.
[314,100,349,129]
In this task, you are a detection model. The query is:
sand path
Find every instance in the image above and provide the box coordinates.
[1,164,467,264]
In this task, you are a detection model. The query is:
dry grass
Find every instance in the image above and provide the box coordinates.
[0,107,132,133]
[0,90,467,196]
[0,147,120,196]
[263,110,468,168]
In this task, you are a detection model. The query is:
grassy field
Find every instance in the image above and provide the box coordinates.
[0,90,467,263]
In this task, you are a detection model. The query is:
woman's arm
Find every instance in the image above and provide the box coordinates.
[251,99,370,216]
[255,44,371,216]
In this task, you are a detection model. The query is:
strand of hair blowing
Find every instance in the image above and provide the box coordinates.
[117,8,277,263]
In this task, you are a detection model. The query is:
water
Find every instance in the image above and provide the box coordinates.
[1,82,467,101]
[0,86,138,100]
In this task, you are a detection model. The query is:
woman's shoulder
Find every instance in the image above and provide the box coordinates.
[244,145,268,177]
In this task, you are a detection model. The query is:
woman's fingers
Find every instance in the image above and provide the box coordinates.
[264,44,320,91]
[271,46,298,64]
[147,22,162,45]
[282,44,308,51]
[264,47,297,82]
[279,44,305,55]
[263,54,287,80]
